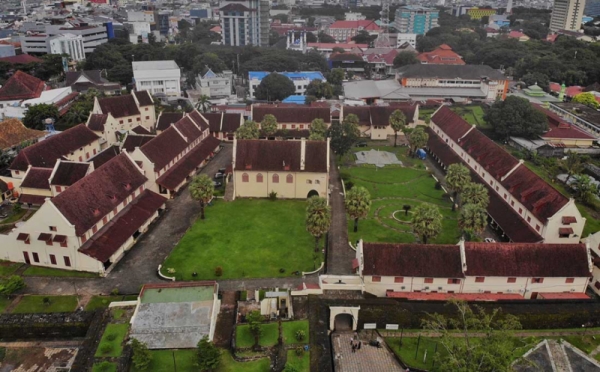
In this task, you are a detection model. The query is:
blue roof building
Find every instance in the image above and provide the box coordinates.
[248,71,326,100]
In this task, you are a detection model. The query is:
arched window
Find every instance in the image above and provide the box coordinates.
[272,174,279,183]
[242,173,249,182]
[286,174,294,184]
[257,173,263,183]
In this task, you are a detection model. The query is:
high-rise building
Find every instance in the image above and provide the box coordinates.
[549,0,586,32]
[219,0,268,47]
[585,0,600,16]
[393,6,439,35]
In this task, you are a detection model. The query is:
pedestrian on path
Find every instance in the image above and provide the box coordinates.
[352,343,356,353]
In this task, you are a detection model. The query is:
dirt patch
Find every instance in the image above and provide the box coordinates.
[292,296,308,319]
[1,346,78,371]
[213,291,237,347]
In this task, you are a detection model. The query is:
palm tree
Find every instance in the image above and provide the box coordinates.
[445,164,471,211]
[189,174,214,220]
[305,196,332,252]
[389,109,407,147]
[459,204,488,240]
[344,186,371,233]
[407,127,429,157]
[563,152,584,183]
[572,174,596,204]
[261,114,278,137]
[462,182,489,209]
[412,204,443,244]
[196,95,211,113]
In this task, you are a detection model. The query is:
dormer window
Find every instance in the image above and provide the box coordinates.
[245,164,252,170]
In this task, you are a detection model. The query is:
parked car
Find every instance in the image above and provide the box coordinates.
[218,168,227,174]
[356,141,368,147]
[214,172,224,179]
[484,238,496,243]
[213,181,223,188]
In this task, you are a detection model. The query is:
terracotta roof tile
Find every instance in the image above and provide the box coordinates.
[343,106,371,126]
[431,106,472,142]
[156,112,184,131]
[133,90,153,107]
[362,243,464,278]
[458,129,519,178]
[253,106,331,124]
[417,44,465,65]
[21,167,52,189]
[533,104,597,140]
[122,134,155,153]
[187,110,209,132]
[65,70,104,86]
[51,153,147,236]
[0,71,45,101]
[369,104,417,126]
[329,20,381,30]
[235,139,327,173]
[140,126,187,171]
[90,145,120,169]
[464,242,590,277]
[131,125,152,135]
[98,95,140,118]
[50,162,90,186]
[174,116,203,142]
[87,114,108,132]
[0,118,45,149]
[386,292,525,301]
[0,54,42,65]
[19,194,47,205]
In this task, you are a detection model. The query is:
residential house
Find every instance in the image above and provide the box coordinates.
[362,49,399,76]
[232,138,329,199]
[196,69,233,98]
[508,31,530,41]
[155,112,184,134]
[417,44,465,65]
[341,103,419,140]
[306,42,367,59]
[0,118,46,150]
[548,102,600,137]
[0,153,167,274]
[203,112,244,141]
[426,106,585,243]
[326,20,381,42]
[357,240,592,299]
[65,70,122,95]
[251,105,331,133]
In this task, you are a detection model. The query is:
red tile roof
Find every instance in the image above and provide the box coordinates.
[343,106,371,126]
[19,194,47,205]
[253,106,331,124]
[50,162,90,186]
[459,129,519,178]
[559,227,574,235]
[364,49,399,66]
[98,95,140,119]
[532,104,596,140]
[562,216,577,224]
[307,42,368,49]
[188,110,210,132]
[10,124,100,171]
[386,292,525,301]
[0,71,45,101]
[79,189,166,262]
[156,112,184,132]
[0,118,46,150]
[362,243,464,278]
[133,90,153,107]
[464,242,591,277]
[509,31,528,39]
[417,44,465,65]
[87,114,108,132]
[368,103,417,126]
[90,145,120,169]
[140,126,187,171]
[537,293,590,300]
[220,3,250,11]
[156,136,221,190]
[21,167,52,189]
[203,112,242,133]
[122,134,155,153]
[174,116,203,142]
[235,139,327,173]
[431,106,472,142]
[0,54,43,65]
[131,125,152,135]
[329,20,381,30]
[52,153,147,236]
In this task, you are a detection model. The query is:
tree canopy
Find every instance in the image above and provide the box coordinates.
[254,73,296,101]
[305,196,332,252]
[484,96,548,139]
[344,186,371,233]
[189,174,215,220]
[23,104,59,130]
[236,120,260,139]
[393,51,420,68]
[389,109,407,147]
[412,204,443,244]
[572,92,600,109]
[260,114,278,137]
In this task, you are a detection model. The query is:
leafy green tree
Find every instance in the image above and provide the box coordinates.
[423,299,524,372]
[34,54,66,81]
[445,164,471,211]
[412,204,443,244]
[393,51,420,68]
[317,32,336,43]
[196,95,211,113]
[131,338,152,371]
[484,96,548,140]
[407,127,429,156]
[236,120,260,140]
[254,73,296,101]
[462,182,489,209]
[306,196,332,252]
[344,186,371,233]
[562,152,585,183]
[247,310,264,349]
[23,104,59,130]
[521,72,550,92]
[351,30,377,44]
[459,204,488,240]
[305,79,333,99]
[329,114,360,156]
[389,109,407,147]
[0,276,25,296]
[196,335,221,372]
[189,174,215,220]
[326,68,345,86]
[572,92,600,109]
[309,118,328,141]
[572,175,596,204]
[260,114,278,137]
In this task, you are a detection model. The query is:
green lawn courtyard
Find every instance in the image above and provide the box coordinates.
[95,323,129,357]
[10,295,78,313]
[286,350,310,372]
[22,266,98,278]
[161,199,322,280]
[282,320,310,345]
[130,349,271,372]
[84,295,138,311]
[450,105,490,129]
[342,147,460,245]
[236,322,280,348]
[0,261,22,277]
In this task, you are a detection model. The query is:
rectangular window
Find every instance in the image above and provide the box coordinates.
[475,277,485,283]
[81,234,87,244]
[566,278,574,284]
[60,239,67,248]
[49,254,57,265]
[103,216,108,225]
[32,252,39,262]
[92,225,98,234]
[146,116,150,120]
[394,277,403,283]
[518,208,523,214]
[504,194,507,199]
[532,278,544,284]
[64,256,71,267]
[424,278,433,283]
[128,119,133,123]
[447,278,460,284]
[372,276,381,282]
[56,186,62,192]
[123,200,127,207]
[507,277,517,283]
[535,224,540,232]
[527,216,531,223]
[511,201,515,207]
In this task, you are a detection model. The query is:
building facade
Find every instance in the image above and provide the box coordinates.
[550,0,586,31]
[47,34,86,61]
[393,6,439,35]
[196,69,233,98]
[219,0,269,46]
[21,25,110,56]
[326,20,381,42]
[341,103,419,140]
[133,61,181,97]
[248,71,326,99]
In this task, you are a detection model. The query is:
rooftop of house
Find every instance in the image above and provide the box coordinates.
[10,124,100,172]
[417,44,466,65]
[552,102,600,126]
[20,167,52,189]
[52,153,148,236]
[50,161,90,187]
[0,54,42,65]
[87,114,109,132]
[235,139,327,173]
[133,90,153,107]
[97,94,141,119]
[0,71,45,102]
[329,20,381,30]
[140,126,188,171]
[533,104,597,140]
[65,70,105,86]
[131,125,152,135]
[122,134,155,153]
[187,110,209,132]
[307,42,368,49]
[252,105,331,123]
[0,118,46,150]
[203,112,242,133]
[132,60,179,71]
[156,112,184,132]
[89,145,120,169]
[396,64,505,81]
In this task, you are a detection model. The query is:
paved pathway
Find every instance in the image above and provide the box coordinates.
[332,332,403,372]
[326,157,354,275]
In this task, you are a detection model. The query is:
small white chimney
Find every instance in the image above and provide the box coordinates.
[300,138,306,171]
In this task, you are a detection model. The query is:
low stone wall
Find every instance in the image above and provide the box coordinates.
[0,311,95,340]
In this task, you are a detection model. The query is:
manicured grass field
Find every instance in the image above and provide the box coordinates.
[558,335,600,354]
[0,296,12,313]
[282,320,310,345]
[130,349,270,372]
[218,350,271,372]
[450,105,490,129]
[236,322,279,348]
[0,261,21,277]
[95,323,129,357]
[92,362,117,372]
[0,209,27,224]
[84,295,138,311]
[22,266,98,278]
[161,199,321,280]
[11,295,78,313]
[286,350,310,372]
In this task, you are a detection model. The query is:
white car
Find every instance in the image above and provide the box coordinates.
[484,238,496,243]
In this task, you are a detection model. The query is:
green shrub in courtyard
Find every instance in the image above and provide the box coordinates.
[295,330,306,342]
[95,361,114,372]
[215,266,223,277]
[131,338,152,371]
[196,335,220,371]
[295,347,304,357]
[100,344,113,354]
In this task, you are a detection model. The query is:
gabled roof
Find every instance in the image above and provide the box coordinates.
[0,118,45,150]
[533,104,597,140]
[235,139,327,173]
[329,20,381,30]
[362,243,464,278]
[396,64,505,81]
[431,106,472,142]
[0,71,45,101]
[174,116,203,142]
[459,129,519,179]
[52,153,147,236]
[252,106,331,124]
[122,134,155,153]
[90,145,120,169]
[368,104,417,126]
[98,95,140,119]
[343,106,371,126]
[133,90,153,107]
[140,126,188,171]
[417,44,465,65]
[87,114,108,132]
[187,110,209,132]
[156,112,184,132]
[10,124,100,172]
[21,167,52,189]
[131,125,152,135]
[220,3,250,11]
[464,243,590,277]
[65,70,104,86]
[0,54,42,65]
[50,161,90,186]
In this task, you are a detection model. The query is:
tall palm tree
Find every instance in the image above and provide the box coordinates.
[189,174,214,220]
[459,204,488,240]
[407,127,428,156]
[462,182,489,209]
[196,95,211,113]
[411,204,443,244]
[305,196,332,252]
[446,164,471,211]
[389,109,407,147]
[344,186,371,233]
[563,152,584,183]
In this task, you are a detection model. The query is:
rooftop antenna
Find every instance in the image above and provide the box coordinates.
[376,0,390,48]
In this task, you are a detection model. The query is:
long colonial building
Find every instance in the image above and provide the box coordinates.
[427,106,585,243]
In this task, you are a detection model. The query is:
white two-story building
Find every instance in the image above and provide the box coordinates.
[133,60,181,97]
